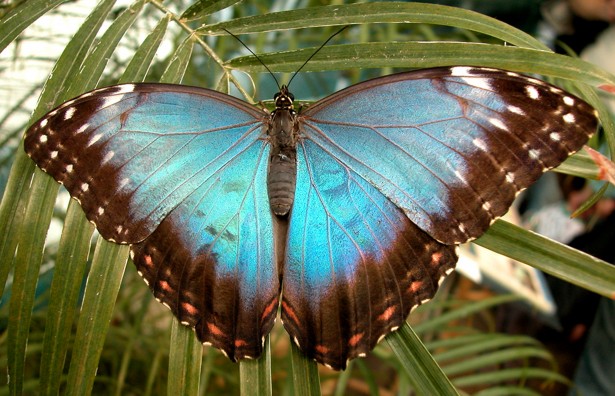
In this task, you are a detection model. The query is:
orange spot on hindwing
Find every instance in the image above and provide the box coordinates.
[348,333,364,347]
[408,281,423,293]
[261,297,278,321]
[159,280,173,292]
[378,306,396,322]
[143,254,154,267]
[315,345,329,354]
[282,300,300,325]
[207,322,224,337]
[181,302,198,316]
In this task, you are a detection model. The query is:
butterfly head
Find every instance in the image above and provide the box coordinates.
[274,85,295,111]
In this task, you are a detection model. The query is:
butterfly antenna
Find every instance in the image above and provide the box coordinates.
[223,28,281,90]
[287,25,349,87]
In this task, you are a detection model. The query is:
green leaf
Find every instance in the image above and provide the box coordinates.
[225,42,614,88]
[333,365,352,396]
[0,145,32,299]
[239,337,272,395]
[182,0,244,21]
[413,295,522,334]
[289,341,321,396]
[386,324,459,396]
[120,14,170,83]
[168,320,203,395]
[64,239,129,396]
[0,0,71,54]
[574,182,611,218]
[161,35,195,83]
[452,367,570,388]
[2,3,118,393]
[429,334,541,363]
[443,348,553,376]
[35,0,119,117]
[476,220,615,298]
[581,84,615,163]
[145,347,165,395]
[39,201,94,396]
[0,0,117,299]
[557,149,601,180]
[201,3,546,50]
[7,172,58,395]
[475,386,542,396]
[67,0,146,93]
[113,297,151,396]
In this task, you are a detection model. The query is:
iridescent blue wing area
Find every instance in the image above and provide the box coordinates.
[281,66,597,369]
[24,84,279,360]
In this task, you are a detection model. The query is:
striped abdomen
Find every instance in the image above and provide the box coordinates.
[267,107,298,216]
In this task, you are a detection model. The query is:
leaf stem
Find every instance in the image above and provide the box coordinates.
[148,0,254,102]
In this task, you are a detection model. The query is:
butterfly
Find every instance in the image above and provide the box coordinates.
[24,66,597,370]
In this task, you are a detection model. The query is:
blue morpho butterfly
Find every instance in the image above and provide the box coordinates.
[24,37,598,369]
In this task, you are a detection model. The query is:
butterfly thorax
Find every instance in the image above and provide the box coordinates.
[267,85,298,216]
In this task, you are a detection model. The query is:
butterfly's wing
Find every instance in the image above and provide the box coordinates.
[281,66,597,369]
[281,140,458,369]
[25,84,279,360]
[301,67,597,244]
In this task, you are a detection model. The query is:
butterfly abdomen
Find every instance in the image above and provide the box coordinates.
[268,146,297,216]
[267,107,298,216]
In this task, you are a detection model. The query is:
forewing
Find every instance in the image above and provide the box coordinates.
[301,67,597,244]
[24,83,266,243]
[281,140,457,370]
